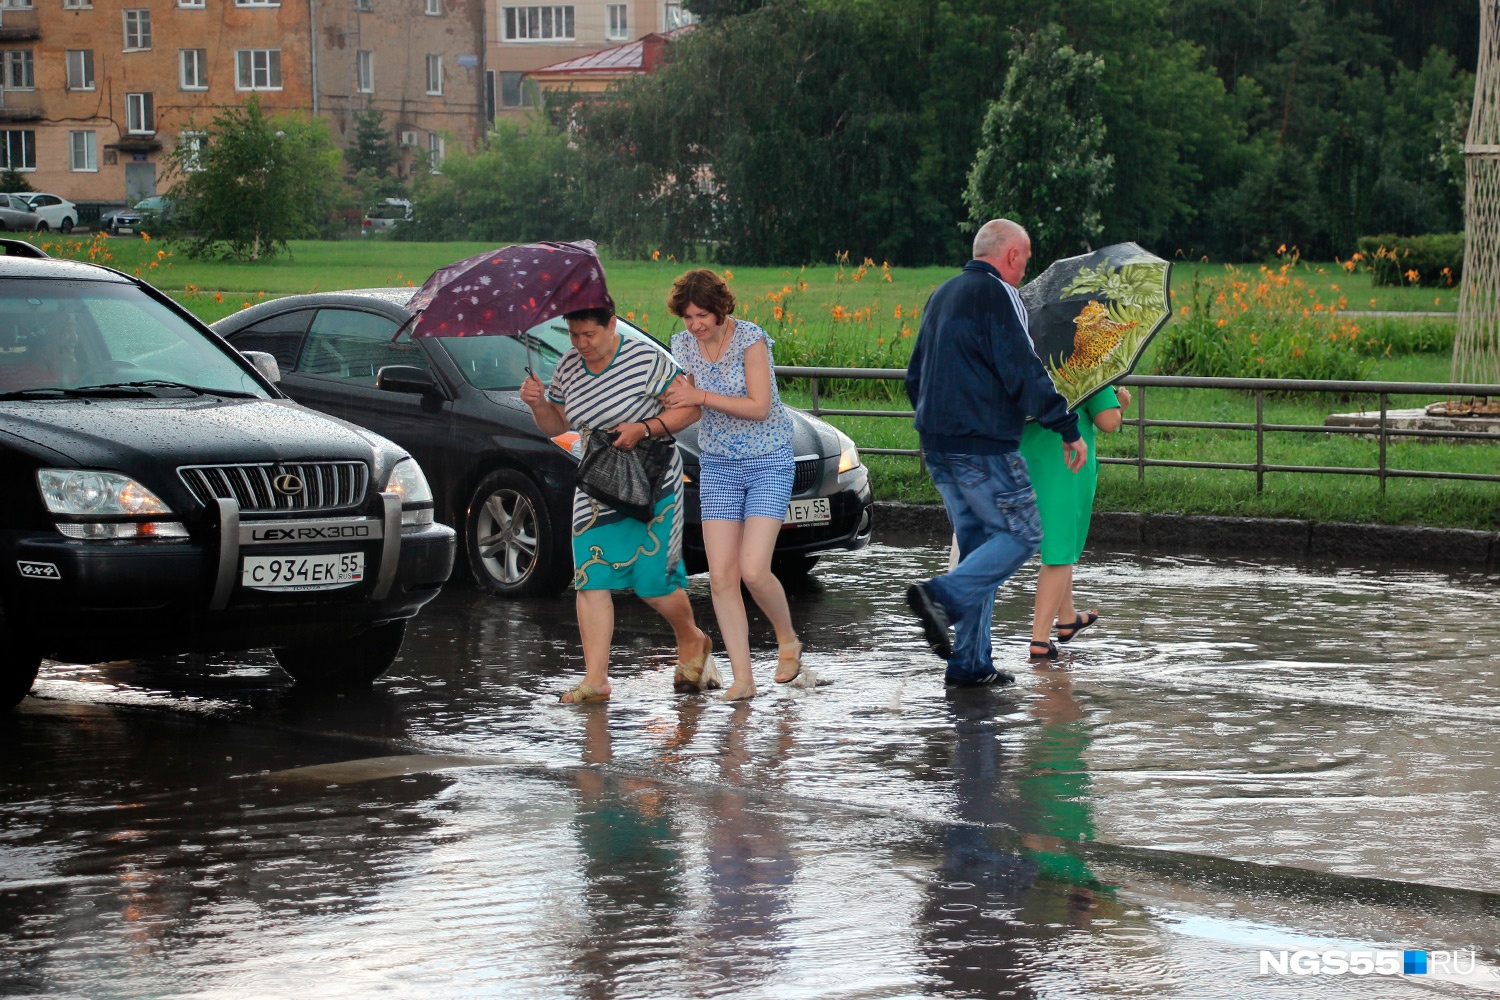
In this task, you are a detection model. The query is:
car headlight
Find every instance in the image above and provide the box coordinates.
[835,429,861,474]
[37,469,188,539]
[383,457,435,526]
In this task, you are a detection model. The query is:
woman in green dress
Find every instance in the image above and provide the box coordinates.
[1019,385,1131,659]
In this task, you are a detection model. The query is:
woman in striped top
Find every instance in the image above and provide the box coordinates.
[520,306,714,704]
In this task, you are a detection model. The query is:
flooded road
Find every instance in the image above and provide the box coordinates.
[3,543,1499,998]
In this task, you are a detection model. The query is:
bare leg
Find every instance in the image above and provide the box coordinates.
[1031,563,1074,644]
[702,519,755,699]
[738,515,801,682]
[569,588,615,701]
[638,586,706,663]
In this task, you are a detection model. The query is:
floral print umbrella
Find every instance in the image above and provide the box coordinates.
[1019,242,1172,409]
[407,240,614,339]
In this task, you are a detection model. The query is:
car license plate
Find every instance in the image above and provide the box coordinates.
[241,552,364,591]
[784,498,831,526]
[116,226,134,235]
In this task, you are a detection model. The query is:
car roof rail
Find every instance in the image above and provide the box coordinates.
[0,239,49,259]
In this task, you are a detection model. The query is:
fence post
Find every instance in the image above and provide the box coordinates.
[810,377,821,417]
[1256,389,1265,493]
[1136,385,1146,483]
[1378,391,1388,493]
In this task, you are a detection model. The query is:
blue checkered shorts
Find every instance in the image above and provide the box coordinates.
[698,451,795,522]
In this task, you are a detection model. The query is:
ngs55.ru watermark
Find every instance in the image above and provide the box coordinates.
[1261,949,1477,976]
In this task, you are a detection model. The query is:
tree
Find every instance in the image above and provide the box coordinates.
[963,24,1113,271]
[163,96,344,260]
[345,107,401,182]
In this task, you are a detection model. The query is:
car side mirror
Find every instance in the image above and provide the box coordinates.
[376,364,437,395]
[240,350,281,383]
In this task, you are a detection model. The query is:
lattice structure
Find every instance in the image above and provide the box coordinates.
[1454,0,1500,388]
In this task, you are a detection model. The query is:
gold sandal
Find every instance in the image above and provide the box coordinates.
[775,640,803,684]
[673,632,716,693]
[559,682,609,704]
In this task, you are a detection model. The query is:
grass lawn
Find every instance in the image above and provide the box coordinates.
[32,235,1490,530]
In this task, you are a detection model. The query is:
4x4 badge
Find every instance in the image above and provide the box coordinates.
[17,561,60,581]
[272,473,304,496]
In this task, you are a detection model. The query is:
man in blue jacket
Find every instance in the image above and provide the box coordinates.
[905,219,1086,686]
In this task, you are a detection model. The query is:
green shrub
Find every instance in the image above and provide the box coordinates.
[1355,233,1463,288]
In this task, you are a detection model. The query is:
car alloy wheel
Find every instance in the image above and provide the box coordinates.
[60,218,73,234]
[465,469,570,598]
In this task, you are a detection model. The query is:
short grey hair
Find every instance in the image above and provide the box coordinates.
[972,219,1026,260]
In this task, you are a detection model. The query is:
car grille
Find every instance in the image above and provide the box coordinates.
[178,462,369,512]
[793,459,820,495]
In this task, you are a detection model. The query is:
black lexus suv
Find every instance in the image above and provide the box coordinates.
[0,241,455,707]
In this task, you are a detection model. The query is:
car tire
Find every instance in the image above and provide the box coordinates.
[35,222,48,233]
[273,619,407,688]
[772,552,820,580]
[0,615,41,709]
[60,218,74,234]
[465,469,570,598]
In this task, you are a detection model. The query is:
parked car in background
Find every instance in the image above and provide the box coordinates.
[0,195,42,232]
[212,288,874,598]
[361,199,412,236]
[0,241,456,707]
[6,194,77,233]
[97,203,144,236]
[134,195,176,228]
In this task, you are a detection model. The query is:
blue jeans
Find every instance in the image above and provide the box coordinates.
[922,451,1043,678]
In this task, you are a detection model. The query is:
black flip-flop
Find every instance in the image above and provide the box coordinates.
[1056,611,1099,644]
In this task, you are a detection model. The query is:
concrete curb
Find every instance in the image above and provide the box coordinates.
[871,502,1500,574]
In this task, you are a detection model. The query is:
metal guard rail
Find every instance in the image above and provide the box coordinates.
[774,365,1500,493]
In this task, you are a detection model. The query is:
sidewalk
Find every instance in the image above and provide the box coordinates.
[872,501,1500,573]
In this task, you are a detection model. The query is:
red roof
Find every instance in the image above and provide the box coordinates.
[526,26,691,78]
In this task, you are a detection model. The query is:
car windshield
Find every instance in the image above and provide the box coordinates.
[436,316,667,391]
[367,204,408,220]
[0,279,270,397]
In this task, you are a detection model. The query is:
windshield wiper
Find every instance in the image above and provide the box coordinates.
[81,380,260,398]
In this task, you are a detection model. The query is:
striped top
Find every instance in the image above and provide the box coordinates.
[547,333,683,531]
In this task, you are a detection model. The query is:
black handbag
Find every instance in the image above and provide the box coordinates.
[575,426,676,522]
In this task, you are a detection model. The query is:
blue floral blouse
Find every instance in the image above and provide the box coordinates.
[671,319,794,461]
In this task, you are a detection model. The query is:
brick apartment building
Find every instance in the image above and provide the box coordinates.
[0,0,690,209]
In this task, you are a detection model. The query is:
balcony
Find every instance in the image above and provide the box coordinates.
[0,7,40,41]
[0,88,41,121]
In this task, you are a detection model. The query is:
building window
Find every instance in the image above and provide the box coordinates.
[0,0,33,8]
[179,131,205,171]
[62,0,91,9]
[179,48,207,89]
[235,0,279,6]
[125,92,154,133]
[606,3,626,39]
[178,0,205,7]
[354,0,372,10]
[427,132,444,166]
[425,54,442,95]
[236,48,282,90]
[66,49,95,90]
[3,50,33,90]
[424,0,439,13]
[502,5,574,41]
[356,50,374,93]
[123,9,151,51]
[2,130,36,171]
[663,2,693,30]
[499,70,533,108]
[70,131,97,172]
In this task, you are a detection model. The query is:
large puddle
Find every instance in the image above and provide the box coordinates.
[3,544,1498,997]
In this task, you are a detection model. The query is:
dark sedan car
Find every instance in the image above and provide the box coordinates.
[212,288,873,598]
[0,244,455,706]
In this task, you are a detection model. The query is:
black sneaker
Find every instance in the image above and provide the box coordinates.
[944,669,1016,688]
[906,582,953,660]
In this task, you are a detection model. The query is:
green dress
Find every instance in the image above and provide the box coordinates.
[1019,386,1120,566]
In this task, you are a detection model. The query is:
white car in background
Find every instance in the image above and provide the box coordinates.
[1,193,78,233]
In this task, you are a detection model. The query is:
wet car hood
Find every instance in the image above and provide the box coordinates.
[0,397,393,469]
